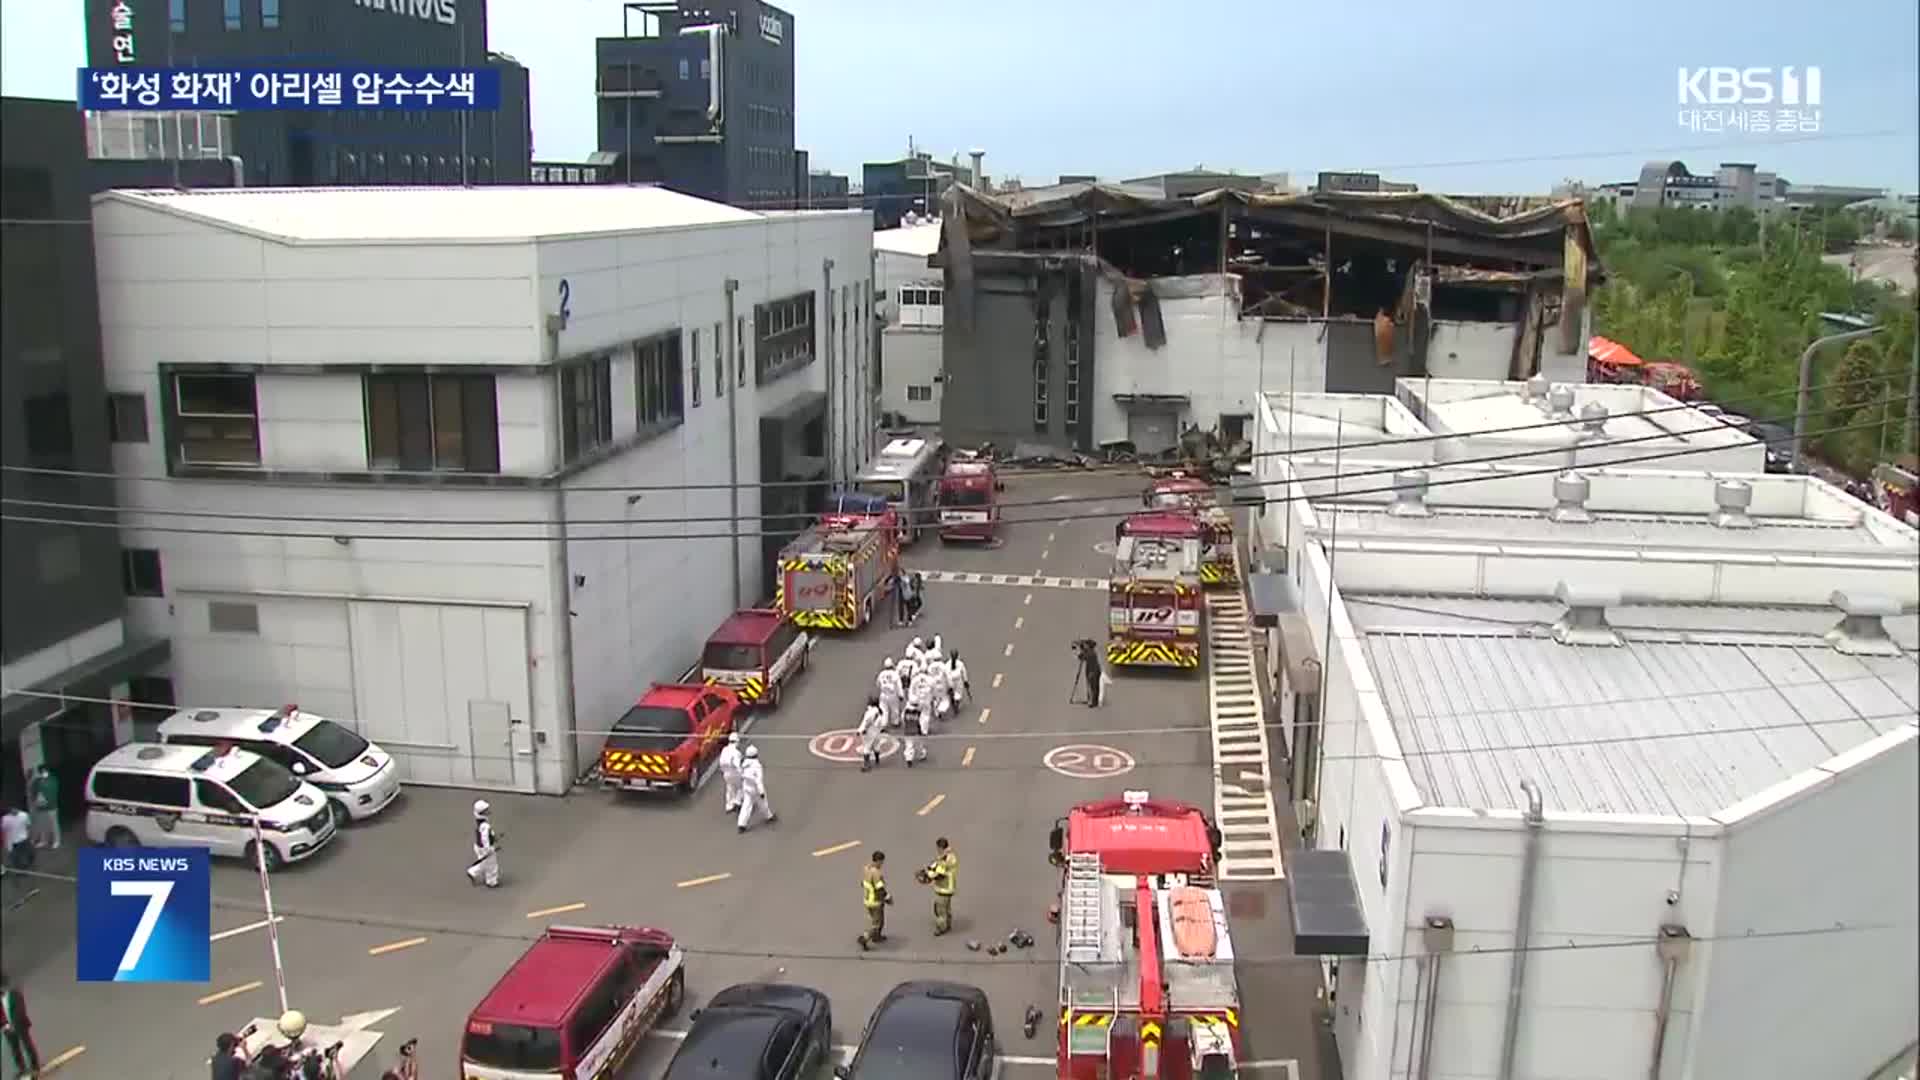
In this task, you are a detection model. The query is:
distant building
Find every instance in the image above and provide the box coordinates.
[863,152,963,228]
[873,223,943,425]
[530,154,621,185]
[1598,160,1797,214]
[1123,169,1272,199]
[84,109,242,190]
[1314,171,1418,194]
[595,0,796,208]
[1058,173,1098,185]
[805,168,851,209]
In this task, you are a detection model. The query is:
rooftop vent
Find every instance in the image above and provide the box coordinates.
[1522,373,1550,404]
[1824,590,1905,657]
[1387,469,1432,517]
[1708,479,1755,529]
[1547,470,1593,523]
[1577,401,1609,436]
[1545,384,1577,419]
[1551,581,1624,647]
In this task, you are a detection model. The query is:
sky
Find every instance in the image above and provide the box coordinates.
[5,0,1916,194]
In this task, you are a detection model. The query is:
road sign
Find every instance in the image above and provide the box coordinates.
[809,728,899,763]
[77,847,210,982]
[1043,744,1137,779]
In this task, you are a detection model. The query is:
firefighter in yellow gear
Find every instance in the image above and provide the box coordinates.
[857,851,891,951]
[925,837,958,935]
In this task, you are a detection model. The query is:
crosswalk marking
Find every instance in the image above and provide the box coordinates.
[920,569,1107,592]
[1206,546,1285,882]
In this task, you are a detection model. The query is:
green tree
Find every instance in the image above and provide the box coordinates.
[1822,212,1861,253]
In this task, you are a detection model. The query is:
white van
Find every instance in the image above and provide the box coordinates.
[157,705,400,826]
[84,743,338,870]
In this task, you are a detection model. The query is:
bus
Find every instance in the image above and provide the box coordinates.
[849,435,947,543]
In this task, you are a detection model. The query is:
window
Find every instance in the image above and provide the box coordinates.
[224,0,241,29]
[195,779,246,815]
[699,59,710,79]
[261,0,280,28]
[122,548,164,597]
[754,292,816,385]
[364,374,500,473]
[689,328,702,407]
[565,977,624,1057]
[208,601,260,635]
[39,535,81,583]
[561,357,613,463]
[169,0,186,31]
[91,771,189,809]
[736,317,746,387]
[907,385,933,402]
[678,58,690,80]
[173,373,260,466]
[24,392,74,464]
[634,333,685,432]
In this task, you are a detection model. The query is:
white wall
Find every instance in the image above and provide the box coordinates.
[881,327,942,424]
[1425,322,1516,381]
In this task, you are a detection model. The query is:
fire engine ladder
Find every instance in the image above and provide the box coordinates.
[1063,852,1106,964]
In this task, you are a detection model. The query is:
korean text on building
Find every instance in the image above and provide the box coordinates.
[78,67,503,111]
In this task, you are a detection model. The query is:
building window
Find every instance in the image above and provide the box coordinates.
[169,0,186,31]
[208,601,259,635]
[122,548,164,597]
[108,392,149,443]
[223,0,241,29]
[689,328,702,407]
[634,333,685,432]
[754,292,816,385]
[261,0,280,28]
[907,385,933,402]
[172,372,260,466]
[24,392,74,465]
[364,373,500,473]
[561,356,613,463]
[699,59,710,79]
[736,317,746,387]
[679,58,690,80]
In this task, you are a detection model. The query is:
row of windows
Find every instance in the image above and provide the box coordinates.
[336,151,494,185]
[171,0,280,32]
[899,286,943,307]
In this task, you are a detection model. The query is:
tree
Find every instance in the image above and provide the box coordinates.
[1822,212,1861,253]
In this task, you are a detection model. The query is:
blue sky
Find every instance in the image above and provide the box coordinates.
[6,0,1916,193]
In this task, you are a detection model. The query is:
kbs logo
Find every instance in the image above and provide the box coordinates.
[77,848,211,982]
[1677,67,1821,107]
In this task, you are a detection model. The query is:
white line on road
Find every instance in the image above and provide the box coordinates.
[979,706,992,724]
[1206,545,1285,882]
[1024,592,1034,605]
[1003,642,1016,657]
[210,916,284,942]
[1014,616,1025,630]
[1047,532,1056,542]
[918,570,1105,592]
[992,673,1004,689]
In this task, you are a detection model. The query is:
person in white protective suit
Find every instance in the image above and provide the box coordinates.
[858,693,888,772]
[896,647,918,692]
[717,732,745,814]
[928,634,945,666]
[737,746,776,832]
[903,664,935,765]
[927,648,953,722]
[466,800,501,888]
[876,659,905,730]
[945,649,970,716]
[903,636,925,669]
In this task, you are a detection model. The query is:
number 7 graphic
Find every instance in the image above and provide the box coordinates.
[111,880,175,974]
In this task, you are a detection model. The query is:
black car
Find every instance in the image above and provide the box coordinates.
[837,980,997,1080]
[663,982,834,1079]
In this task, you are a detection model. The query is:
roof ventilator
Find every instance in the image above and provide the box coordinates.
[1577,401,1609,437]
[1544,384,1577,420]
[1522,373,1550,404]
[1547,471,1593,523]
[1824,590,1905,657]
[1551,582,1624,647]
[1708,479,1755,530]
[1387,469,1433,518]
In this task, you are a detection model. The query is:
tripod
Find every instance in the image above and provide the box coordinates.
[1068,663,1086,705]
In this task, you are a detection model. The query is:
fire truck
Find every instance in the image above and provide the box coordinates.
[1108,512,1204,670]
[1047,791,1238,1079]
[938,454,1003,542]
[1871,458,1919,527]
[774,507,900,631]
[1143,473,1236,586]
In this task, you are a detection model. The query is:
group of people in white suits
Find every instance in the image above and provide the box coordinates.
[717,732,776,833]
[863,634,969,769]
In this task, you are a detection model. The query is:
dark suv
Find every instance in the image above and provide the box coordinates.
[663,983,833,1079]
[837,981,997,1080]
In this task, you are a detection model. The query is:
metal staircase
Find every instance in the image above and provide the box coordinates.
[1063,852,1105,963]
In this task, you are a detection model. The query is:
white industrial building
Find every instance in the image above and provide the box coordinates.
[873,221,942,425]
[1247,390,1920,1080]
[94,185,873,796]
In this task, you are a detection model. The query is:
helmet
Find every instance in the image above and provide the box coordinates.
[727,731,740,744]
[473,800,490,817]
[909,637,923,650]
[883,657,895,669]
[745,745,760,759]
[277,1010,308,1041]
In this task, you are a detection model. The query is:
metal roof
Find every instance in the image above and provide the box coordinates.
[96,184,763,243]
[1346,595,1919,817]
[1318,504,1917,556]
[857,437,941,481]
[874,222,941,257]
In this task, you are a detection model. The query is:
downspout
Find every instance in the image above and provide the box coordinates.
[823,258,836,484]
[725,278,742,609]
[1497,780,1546,1080]
[1648,925,1692,1080]
[1417,915,1454,1080]
[545,315,579,792]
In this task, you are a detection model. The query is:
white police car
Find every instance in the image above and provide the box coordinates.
[157,704,401,828]
[83,743,337,871]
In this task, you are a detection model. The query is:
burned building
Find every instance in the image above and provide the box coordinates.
[934,182,1600,455]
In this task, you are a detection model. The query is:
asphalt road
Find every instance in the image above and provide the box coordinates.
[5,469,1326,1080]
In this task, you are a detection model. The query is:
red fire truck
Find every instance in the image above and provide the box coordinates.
[775,507,900,631]
[1108,512,1204,670]
[1047,791,1238,1079]
[1143,473,1236,586]
[937,455,1003,542]
[1871,459,1919,527]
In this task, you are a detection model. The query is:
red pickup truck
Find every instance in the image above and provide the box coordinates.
[599,683,740,795]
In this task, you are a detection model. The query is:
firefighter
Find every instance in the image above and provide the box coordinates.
[929,634,946,664]
[923,837,958,935]
[736,746,775,833]
[858,693,887,772]
[466,800,501,888]
[946,649,970,716]
[903,663,935,765]
[717,732,745,814]
[857,851,891,950]
[903,636,926,670]
[927,645,953,723]
[876,658,904,730]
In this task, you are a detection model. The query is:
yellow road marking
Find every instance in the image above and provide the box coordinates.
[368,936,429,956]
[677,872,733,889]
[197,981,262,1006]
[978,707,992,724]
[917,793,947,816]
[962,746,976,767]
[1041,549,1050,560]
[1023,593,1033,606]
[813,840,862,857]
[992,673,1004,689]
[42,1046,86,1070]
[1014,616,1025,630]
[1048,532,1057,543]
[526,902,588,919]
[1003,643,1015,657]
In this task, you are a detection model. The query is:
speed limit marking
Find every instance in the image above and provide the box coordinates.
[1043,744,1137,779]
[809,728,899,763]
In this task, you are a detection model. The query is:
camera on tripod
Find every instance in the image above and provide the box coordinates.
[1071,638,1097,659]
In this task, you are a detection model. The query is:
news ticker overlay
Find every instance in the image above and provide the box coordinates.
[76,847,212,983]
[79,67,502,111]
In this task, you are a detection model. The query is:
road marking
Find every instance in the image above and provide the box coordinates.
[1003,642,1015,657]
[526,902,588,919]
[978,707,992,724]
[197,981,262,1006]
[813,840,862,857]
[992,673,1005,689]
[42,1046,87,1071]
[368,936,429,956]
[916,793,946,816]
[1047,532,1056,543]
[677,872,733,889]
[918,570,1104,592]
[1206,546,1285,882]
[962,746,977,767]
[1044,744,1137,779]
[810,728,900,763]
[1024,592,1033,606]
[1014,616,1025,630]
[1040,549,1050,560]
[210,916,284,942]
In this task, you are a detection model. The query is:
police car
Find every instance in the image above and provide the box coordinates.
[83,743,337,871]
[157,704,401,827]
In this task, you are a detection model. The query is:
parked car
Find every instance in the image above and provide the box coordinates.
[662,982,833,1080]
[838,980,997,1080]
[599,683,740,796]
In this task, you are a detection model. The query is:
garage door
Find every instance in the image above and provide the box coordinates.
[174,596,357,724]
[1127,410,1180,455]
[347,601,534,794]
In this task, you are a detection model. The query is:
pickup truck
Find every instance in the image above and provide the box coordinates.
[600,683,740,795]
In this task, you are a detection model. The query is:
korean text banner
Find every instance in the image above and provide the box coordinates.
[76,846,212,983]
[78,67,502,111]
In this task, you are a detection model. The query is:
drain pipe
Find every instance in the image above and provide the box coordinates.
[1417,915,1454,1080]
[1497,780,1546,1080]
[724,278,742,610]
[1648,925,1692,1080]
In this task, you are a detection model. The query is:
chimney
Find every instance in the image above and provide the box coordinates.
[1547,470,1593,523]
[1824,591,1905,657]
[1577,401,1609,436]
[1387,469,1433,517]
[969,148,986,188]
[1522,373,1551,404]
[1551,582,1624,647]
[1545,384,1577,419]
[1708,479,1755,529]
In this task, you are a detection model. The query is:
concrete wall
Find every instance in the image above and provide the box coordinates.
[880,327,942,424]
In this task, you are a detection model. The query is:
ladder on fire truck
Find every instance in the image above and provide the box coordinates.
[1063,852,1105,963]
